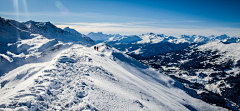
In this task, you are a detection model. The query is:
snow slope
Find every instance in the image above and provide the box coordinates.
[0,34,72,76]
[0,43,225,110]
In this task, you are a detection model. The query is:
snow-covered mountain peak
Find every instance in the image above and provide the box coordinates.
[215,34,230,40]
[147,32,155,35]
[138,33,174,44]
[63,27,86,37]
[21,20,62,36]
[23,20,55,29]
[23,20,36,29]
[157,34,165,37]
[96,32,103,34]
[180,34,191,38]
[88,32,104,35]
[63,26,71,31]
[87,32,122,43]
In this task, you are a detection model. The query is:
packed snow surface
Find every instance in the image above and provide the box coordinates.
[0,43,224,110]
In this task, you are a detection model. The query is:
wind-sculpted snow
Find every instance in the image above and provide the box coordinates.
[0,43,225,110]
[0,34,72,76]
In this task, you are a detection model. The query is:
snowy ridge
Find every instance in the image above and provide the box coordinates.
[0,43,224,110]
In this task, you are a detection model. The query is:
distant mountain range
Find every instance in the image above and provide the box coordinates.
[88,32,239,59]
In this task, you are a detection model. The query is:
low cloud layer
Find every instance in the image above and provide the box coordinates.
[57,22,240,37]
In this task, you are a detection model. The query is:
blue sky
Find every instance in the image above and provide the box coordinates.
[0,0,240,36]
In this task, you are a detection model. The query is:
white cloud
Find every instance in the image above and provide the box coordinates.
[175,20,206,23]
[66,22,130,27]
[0,11,145,21]
[56,22,240,37]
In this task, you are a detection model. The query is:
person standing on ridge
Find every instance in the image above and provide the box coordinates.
[94,46,96,50]
[97,46,99,51]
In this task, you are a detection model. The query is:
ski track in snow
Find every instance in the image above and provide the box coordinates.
[0,44,225,111]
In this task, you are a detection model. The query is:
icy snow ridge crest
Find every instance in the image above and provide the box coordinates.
[0,43,225,110]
